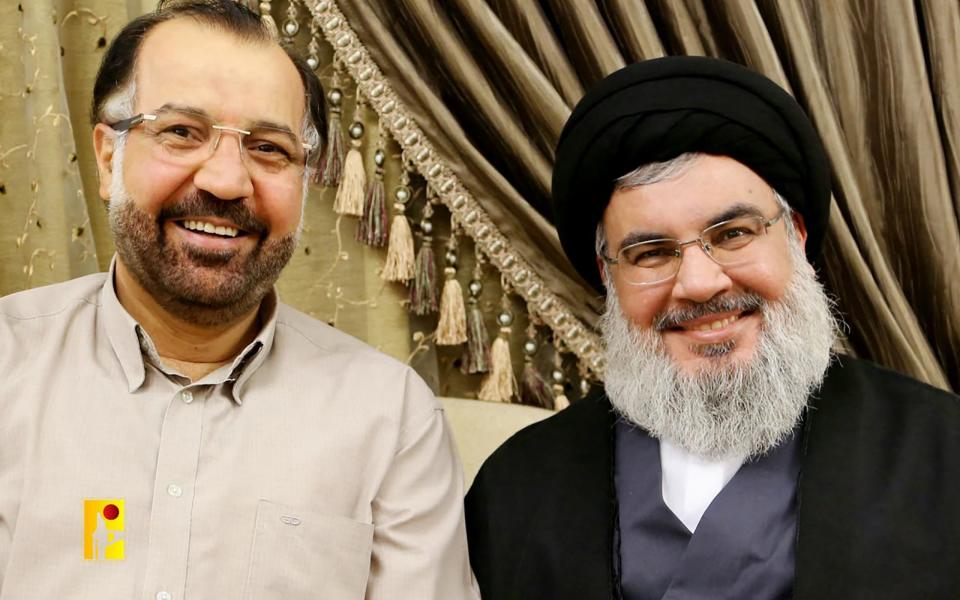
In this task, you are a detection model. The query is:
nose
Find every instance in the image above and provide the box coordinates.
[670,241,733,304]
[192,130,254,200]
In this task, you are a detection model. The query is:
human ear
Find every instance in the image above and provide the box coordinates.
[791,211,808,250]
[92,124,117,201]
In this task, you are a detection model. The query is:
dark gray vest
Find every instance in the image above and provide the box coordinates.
[614,421,800,599]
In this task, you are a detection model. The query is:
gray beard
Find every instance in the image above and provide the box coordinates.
[600,248,838,460]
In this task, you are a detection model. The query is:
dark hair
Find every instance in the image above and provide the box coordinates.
[91,0,325,159]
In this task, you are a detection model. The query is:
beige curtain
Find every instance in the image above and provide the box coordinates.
[2,0,956,393]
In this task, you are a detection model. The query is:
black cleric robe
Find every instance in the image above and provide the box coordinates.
[465,356,960,600]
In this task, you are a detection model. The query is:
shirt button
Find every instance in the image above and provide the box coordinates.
[182,390,193,403]
[156,592,172,600]
[167,484,183,498]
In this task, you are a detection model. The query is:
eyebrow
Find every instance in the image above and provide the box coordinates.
[614,201,768,253]
[155,103,296,135]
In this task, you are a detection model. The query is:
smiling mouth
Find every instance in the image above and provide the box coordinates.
[176,219,243,239]
[668,309,757,332]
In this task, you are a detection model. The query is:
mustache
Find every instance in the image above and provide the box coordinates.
[653,293,764,331]
[159,192,266,235]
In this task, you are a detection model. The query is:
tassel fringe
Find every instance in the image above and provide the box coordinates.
[382,208,414,282]
[409,240,438,315]
[462,300,490,374]
[478,330,516,402]
[436,269,467,345]
[334,145,365,216]
[357,167,388,246]
[318,113,344,187]
[552,384,570,410]
[521,362,555,409]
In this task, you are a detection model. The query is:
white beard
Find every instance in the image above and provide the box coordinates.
[600,244,838,459]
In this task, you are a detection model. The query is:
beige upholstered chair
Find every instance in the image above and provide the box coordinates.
[440,398,555,487]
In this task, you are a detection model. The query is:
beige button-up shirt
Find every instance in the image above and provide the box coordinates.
[0,269,479,599]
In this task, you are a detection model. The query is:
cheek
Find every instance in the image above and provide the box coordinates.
[122,161,190,214]
[616,285,667,328]
[254,179,303,235]
[729,251,795,300]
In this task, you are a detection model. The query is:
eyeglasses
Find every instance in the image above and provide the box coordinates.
[601,209,785,285]
[110,108,315,177]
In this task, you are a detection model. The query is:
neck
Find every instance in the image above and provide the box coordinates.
[114,259,261,364]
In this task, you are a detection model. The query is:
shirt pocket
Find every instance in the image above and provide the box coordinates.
[242,499,374,600]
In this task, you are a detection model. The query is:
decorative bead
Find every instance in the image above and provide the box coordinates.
[445,250,457,267]
[324,16,340,30]
[373,149,385,166]
[452,195,466,209]
[523,340,537,355]
[336,33,350,47]
[440,179,454,193]
[328,89,342,106]
[551,369,564,384]
[306,56,319,70]
[393,116,408,129]
[428,164,442,178]
[314,1,330,12]
[358,67,373,80]
[347,50,362,63]
[468,280,483,296]
[370,83,385,97]
[283,20,299,36]
[382,100,396,113]
[403,132,419,146]
[497,311,514,327]
[502,254,515,268]
[395,186,410,203]
[349,122,364,139]
[420,220,433,235]
[580,378,591,395]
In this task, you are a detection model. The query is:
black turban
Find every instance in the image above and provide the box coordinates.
[552,56,831,292]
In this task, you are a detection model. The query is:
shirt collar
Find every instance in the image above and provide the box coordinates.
[100,256,280,401]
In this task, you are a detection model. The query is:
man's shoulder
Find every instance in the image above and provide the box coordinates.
[480,391,614,475]
[0,273,106,322]
[272,301,413,375]
[822,354,959,411]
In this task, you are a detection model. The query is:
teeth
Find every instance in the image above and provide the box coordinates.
[182,220,239,238]
[694,316,737,332]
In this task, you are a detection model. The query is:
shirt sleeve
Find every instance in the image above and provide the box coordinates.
[364,370,480,600]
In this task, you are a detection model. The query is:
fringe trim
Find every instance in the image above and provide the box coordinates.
[357,167,387,246]
[521,361,555,409]
[381,209,414,282]
[436,268,467,345]
[409,239,438,315]
[334,144,365,216]
[478,329,516,402]
[462,300,490,374]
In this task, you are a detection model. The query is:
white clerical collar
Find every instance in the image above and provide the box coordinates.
[659,439,747,533]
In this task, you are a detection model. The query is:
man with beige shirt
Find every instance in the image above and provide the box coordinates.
[0,2,478,598]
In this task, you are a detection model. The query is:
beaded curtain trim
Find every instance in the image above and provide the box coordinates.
[308,0,605,379]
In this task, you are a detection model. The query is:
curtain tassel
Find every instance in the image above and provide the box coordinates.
[316,88,344,187]
[552,384,570,411]
[521,362,555,409]
[333,122,365,216]
[381,203,414,282]
[409,236,438,315]
[436,268,467,345]
[357,148,388,246]
[478,328,516,402]
[462,299,490,374]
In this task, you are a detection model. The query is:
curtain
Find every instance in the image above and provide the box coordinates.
[1,0,956,394]
[334,0,959,391]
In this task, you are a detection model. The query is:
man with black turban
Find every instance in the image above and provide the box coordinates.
[465,56,960,599]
